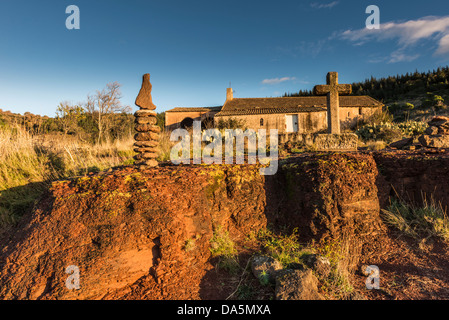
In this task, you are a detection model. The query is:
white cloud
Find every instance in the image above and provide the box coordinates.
[310,1,339,9]
[262,77,296,85]
[388,50,420,63]
[436,34,449,55]
[339,15,449,62]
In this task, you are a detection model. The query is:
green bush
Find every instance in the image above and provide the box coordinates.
[382,196,449,244]
[356,121,427,142]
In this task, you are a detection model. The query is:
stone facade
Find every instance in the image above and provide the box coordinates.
[165,107,222,131]
[164,86,383,134]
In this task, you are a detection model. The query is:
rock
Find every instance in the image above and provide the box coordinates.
[425,126,439,135]
[135,117,158,125]
[302,254,331,277]
[428,116,449,126]
[135,132,160,142]
[137,159,159,167]
[134,153,159,161]
[286,262,304,270]
[134,141,159,148]
[134,110,157,118]
[418,134,449,148]
[275,269,324,300]
[135,74,157,110]
[250,255,282,285]
[389,137,413,149]
[140,152,159,159]
[133,147,160,153]
[135,124,162,133]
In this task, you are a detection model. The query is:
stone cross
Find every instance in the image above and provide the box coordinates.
[313,72,352,134]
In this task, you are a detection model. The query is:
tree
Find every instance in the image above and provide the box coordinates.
[56,101,84,135]
[84,82,131,144]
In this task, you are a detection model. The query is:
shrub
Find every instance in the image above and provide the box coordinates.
[216,117,247,131]
[356,121,427,142]
[256,228,303,267]
[210,225,239,274]
[381,195,449,244]
[356,123,402,143]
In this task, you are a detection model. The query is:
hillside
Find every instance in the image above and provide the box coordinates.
[286,66,449,122]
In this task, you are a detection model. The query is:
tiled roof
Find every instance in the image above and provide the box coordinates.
[166,106,222,113]
[215,96,383,116]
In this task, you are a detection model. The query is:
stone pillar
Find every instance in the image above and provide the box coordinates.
[133,74,160,168]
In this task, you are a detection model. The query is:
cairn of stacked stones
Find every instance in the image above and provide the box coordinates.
[134,73,161,168]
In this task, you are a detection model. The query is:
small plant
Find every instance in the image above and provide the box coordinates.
[183,238,195,252]
[256,228,304,267]
[381,195,449,244]
[314,236,360,299]
[236,284,254,300]
[210,225,239,274]
[365,140,387,151]
[258,270,271,286]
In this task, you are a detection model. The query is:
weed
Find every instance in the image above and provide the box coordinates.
[381,194,449,244]
[184,238,196,252]
[210,225,239,274]
[256,228,304,268]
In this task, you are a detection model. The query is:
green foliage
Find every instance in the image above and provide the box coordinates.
[236,284,255,300]
[156,112,165,130]
[216,117,247,131]
[356,121,427,142]
[210,225,239,274]
[422,93,445,109]
[256,228,304,268]
[382,196,449,244]
[287,66,449,104]
[356,123,402,143]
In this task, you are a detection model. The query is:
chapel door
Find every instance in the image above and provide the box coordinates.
[285,114,298,133]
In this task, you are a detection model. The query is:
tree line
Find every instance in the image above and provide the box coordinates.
[284,66,449,105]
[0,82,166,144]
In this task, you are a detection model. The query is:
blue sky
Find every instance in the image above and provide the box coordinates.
[0,0,448,116]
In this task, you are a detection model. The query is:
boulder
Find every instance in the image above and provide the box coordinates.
[418,134,449,148]
[250,255,282,285]
[275,269,324,300]
[302,254,331,277]
[389,137,413,150]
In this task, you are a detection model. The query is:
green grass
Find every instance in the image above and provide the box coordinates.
[209,225,239,274]
[0,126,137,230]
[256,227,305,268]
[382,195,449,243]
